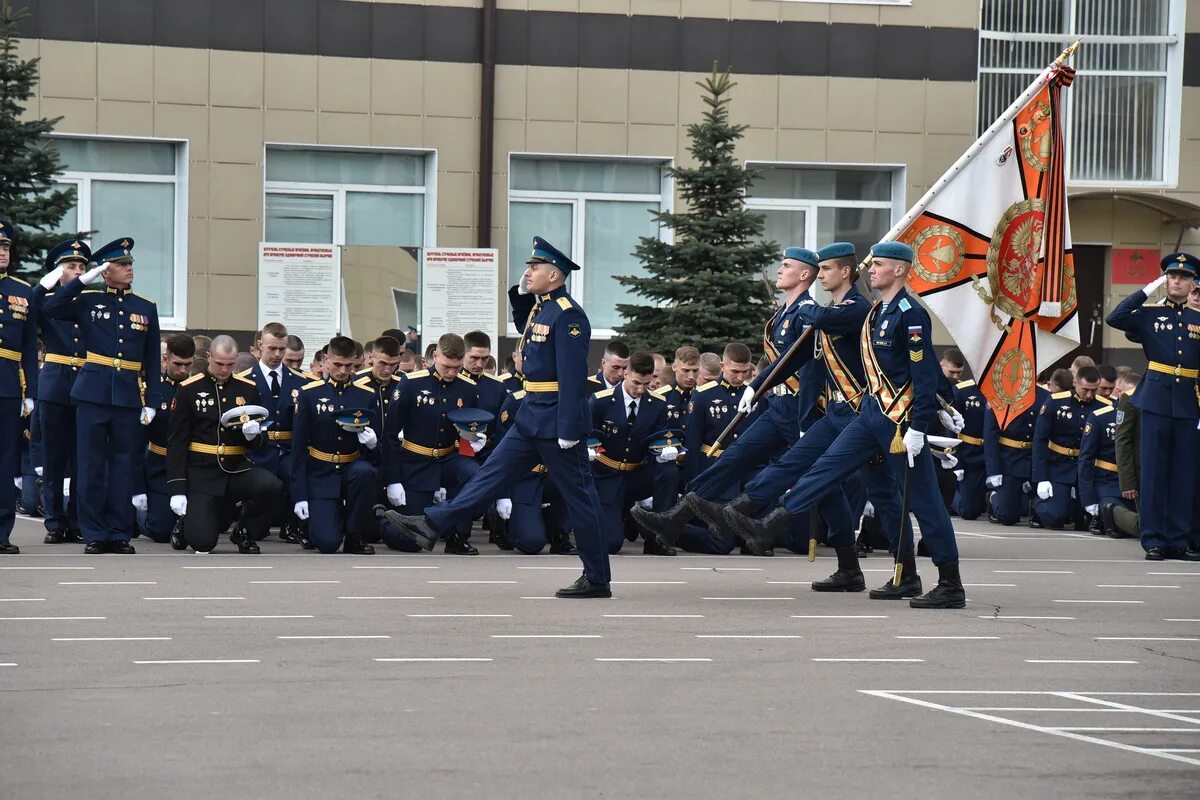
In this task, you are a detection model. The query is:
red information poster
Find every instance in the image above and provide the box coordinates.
[1110,248,1160,285]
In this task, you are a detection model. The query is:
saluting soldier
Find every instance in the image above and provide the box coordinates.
[133,333,194,545]
[33,238,88,545]
[166,336,283,554]
[0,220,38,554]
[40,238,158,554]
[1032,365,1107,531]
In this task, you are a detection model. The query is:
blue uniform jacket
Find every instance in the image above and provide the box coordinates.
[1077,404,1119,509]
[1106,291,1200,419]
[135,376,179,494]
[0,273,38,401]
[589,384,669,472]
[983,386,1048,479]
[866,289,941,433]
[952,379,986,469]
[748,292,815,425]
[650,384,692,427]
[40,278,160,408]
[1033,390,1107,485]
[682,379,758,485]
[516,285,592,441]
[382,369,480,488]
[32,283,84,404]
[795,286,872,430]
[290,376,379,501]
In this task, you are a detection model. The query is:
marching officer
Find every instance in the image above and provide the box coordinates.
[1032,365,1106,530]
[134,333,194,545]
[41,237,159,554]
[33,238,88,545]
[1106,253,1200,560]
[1078,400,1123,537]
[290,336,381,555]
[385,236,612,598]
[0,220,38,554]
[951,377,988,520]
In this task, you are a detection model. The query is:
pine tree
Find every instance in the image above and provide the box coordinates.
[615,65,777,355]
[0,0,76,280]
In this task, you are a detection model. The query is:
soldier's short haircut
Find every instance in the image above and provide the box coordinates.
[723,342,752,364]
[829,255,857,273]
[190,357,208,376]
[260,321,287,340]
[353,340,365,358]
[362,339,376,354]
[437,332,466,360]
[286,335,304,352]
[1048,368,1073,391]
[374,336,403,358]
[628,351,656,376]
[604,340,630,359]
[210,334,238,356]
[424,343,436,359]
[327,336,357,358]
[380,328,406,342]
[673,345,700,365]
[165,333,195,359]
[1115,365,1132,381]
[1121,371,1142,386]
[1071,354,1096,370]
[1097,363,1117,383]
[1076,365,1101,384]
[698,352,721,374]
[464,330,491,351]
[941,347,965,368]
[398,349,417,365]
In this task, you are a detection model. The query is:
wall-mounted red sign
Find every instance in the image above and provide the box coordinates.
[1110,248,1161,285]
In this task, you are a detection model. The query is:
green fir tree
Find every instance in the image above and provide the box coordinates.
[0,0,76,280]
[615,65,777,355]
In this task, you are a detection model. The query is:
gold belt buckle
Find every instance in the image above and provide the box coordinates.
[331,453,342,464]
[111,358,122,370]
[1175,364,1183,377]
[216,445,226,455]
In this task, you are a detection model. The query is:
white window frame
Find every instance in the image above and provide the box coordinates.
[506,153,674,339]
[977,0,1186,189]
[262,143,438,248]
[51,133,190,331]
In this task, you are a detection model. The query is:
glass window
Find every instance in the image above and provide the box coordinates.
[266,148,424,187]
[346,192,422,248]
[265,193,334,244]
[511,159,661,195]
[93,181,176,312]
[52,138,176,176]
[583,201,659,331]
[507,201,573,287]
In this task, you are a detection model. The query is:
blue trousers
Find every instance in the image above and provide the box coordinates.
[74,401,142,544]
[1139,410,1198,551]
[990,476,1031,525]
[141,452,176,543]
[594,460,679,554]
[425,423,610,585]
[0,398,18,544]
[399,456,479,540]
[1033,481,1082,529]
[954,467,987,520]
[687,411,794,499]
[308,460,377,554]
[39,399,77,533]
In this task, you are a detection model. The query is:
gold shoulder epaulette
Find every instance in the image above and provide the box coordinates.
[131,293,155,304]
[457,373,477,386]
[355,367,371,376]
[1096,394,1113,406]
[80,288,102,295]
[594,388,615,399]
[587,375,602,384]
[302,371,320,381]
[181,373,205,386]
[234,368,252,378]
[407,369,429,379]
[650,386,671,398]
[286,367,307,378]
[7,275,30,287]
[557,296,572,310]
[1093,405,1115,416]
[496,372,512,381]
[482,372,504,383]
[302,379,325,390]
[956,379,976,389]
[512,390,526,400]
[1051,390,1071,399]
[232,374,256,386]
[695,380,718,393]
[353,376,373,389]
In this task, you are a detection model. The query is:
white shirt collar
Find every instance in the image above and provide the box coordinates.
[260,361,280,382]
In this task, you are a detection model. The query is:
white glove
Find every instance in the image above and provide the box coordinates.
[495,498,512,520]
[1022,481,1032,494]
[468,432,487,454]
[1070,485,1077,500]
[293,501,310,521]
[863,501,875,519]
[39,266,63,290]
[386,482,406,507]
[656,445,679,463]
[357,426,377,450]
[11,477,19,489]
[1143,274,1167,296]
[1036,481,1054,500]
[21,398,33,417]
[935,450,959,470]
[433,487,447,504]
[34,466,42,477]
[954,469,965,482]
[132,494,148,513]
[587,446,598,462]
[637,496,653,509]
[558,438,578,450]
[938,407,965,434]
[1085,504,1099,516]
[140,406,156,426]
[170,495,187,516]
[986,474,1003,489]
[737,386,756,414]
[239,419,261,438]
[902,428,925,467]
[517,274,530,295]
[80,264,106,285]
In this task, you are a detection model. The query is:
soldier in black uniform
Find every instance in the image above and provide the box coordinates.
[166,336,284,553]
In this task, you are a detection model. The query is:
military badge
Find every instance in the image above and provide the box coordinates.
[567,323,582,338]
[236,396,245,405]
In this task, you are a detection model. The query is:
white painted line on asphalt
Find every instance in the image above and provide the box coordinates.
[250,580,341,584]
[1164,618,1200,622]
[964,583,1018,588]
[1146,572,1200,576]
[702,596,795,601]
[406,614,512,618]
[1095,637,1199,641]
[182,565,271,570]
[204,615,314,619]
[53,637,172,642]
[695,634,801,639]
[0,566,94,570]
[979,616,1075,620]
[1025,660,1138,664]
[1054,599,1145,604]
[0,598,45,602]
[143,596,245,601]
[517,566,577,570]
[604,614,704,618]
[59,581,157,585]
[354,565,439,569]
[612,581,687,585]
[519,596,557,600]
[134,659,260,665]
[993,570,1074,574]
[1048,727,1200,733]
[0,616,106,621]
[337,596,435,600]
[492,634,602,639]
[792,615,888,619]
[1151,749,1200,753]
[278,635,391,640]
[375,657,492,662]
[895,636,1000,640]
[813,658,923,663]
[0,663,15,666]
[427,580,517,584]
[680,567,762,571]
[595,658,712,662]
[1096,584,1179,589]
[765,581,810,585]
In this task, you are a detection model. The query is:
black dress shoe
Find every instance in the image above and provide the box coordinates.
[229,526,260,554]
[1181,546,1200,562]
[64,529,83,543]
[916,538,929,557]
[642,535,676,556]
[723,506,790,557]
[0,542,19,554]
[548,530,576,555]
[910,562,966,609]
[343,539,375,555]
[812,547,865,592]
[1144,547,1166,561]
[44,530,66,544]
[83,542,106,555]
[381,510,439,551]
[629,500,693,548]
[555,575,612,598]
[869,573,923,600]
[109,541,137,555]
[444,538,478,555]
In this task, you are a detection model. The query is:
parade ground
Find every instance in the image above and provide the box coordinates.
[1,514,1197,799]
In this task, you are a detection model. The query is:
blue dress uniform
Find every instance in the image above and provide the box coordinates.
[380,368,481,550]
[354,367,404,544]
[18,407,42,515]
[472,370,512,461]
[419,238,611,587]
[589,384,676,553]
[41,238,158,548]
[290,375,380,554]
[1032,390,1106,529]
[0,220,39,552]
[134,374,180,542]
[951,379,987,520]
[1077,404,1126,528]
[34,239,90,543]
[239,364,309,476]
[983,387,1049,524]
[1105,252,1200,555]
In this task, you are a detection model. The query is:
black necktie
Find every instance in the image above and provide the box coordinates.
[269,370,280,399]
[627,400,637,427]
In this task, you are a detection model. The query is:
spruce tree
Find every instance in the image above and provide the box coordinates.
[615,65,777,355]
[0,0,76,280]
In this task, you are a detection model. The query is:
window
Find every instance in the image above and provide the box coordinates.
[979,0,1186,186]
[263,146,435,248]
[507,156,670,334]
[51,136,188,328]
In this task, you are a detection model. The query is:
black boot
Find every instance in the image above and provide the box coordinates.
[64,528,83,543]
[382,510,439,551]
[630,499,694,549]
[869,553,922,599]
[812,546,866,592]
[910,561,967,609]
[170,518,187,551]
[548,528,577,555]
[725,506,791,557]
[491,516,516,551]
[686,492,754,537]
[985,491,999,524]
[444,531,479,555]
[230,525,260,554]
[278,522,299,544]
[43,530,66,544]
[1027,499,1043,529]
[342,532,375,555]
[642,533,676,556]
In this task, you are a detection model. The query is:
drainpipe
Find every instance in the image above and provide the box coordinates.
[477,0,496,248]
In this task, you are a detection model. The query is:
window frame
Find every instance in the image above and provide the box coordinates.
[50,133,190,331]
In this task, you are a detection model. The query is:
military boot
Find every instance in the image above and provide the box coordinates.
[229,525,260,554]
[686,492,754,537]
[869,553,922,599]
[630,499,694,548]
[726,506,791,557]
[811,546,866,592]
[909,561,967,609]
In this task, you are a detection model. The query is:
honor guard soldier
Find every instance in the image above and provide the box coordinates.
[133,334,194,545]
[33,238,88,545]
[983,384,1050,525]
[386,237,612,598]
[166,336,284,554]
[588,351,677,554]
[1032,366,1106,530]
[0,220,38,554]
[1078,400,1123,537]
[1106,253,1200,560]
[380,333,484,555]
[40,237,158,554]
[290,336,381,555]
[951,376,987,520]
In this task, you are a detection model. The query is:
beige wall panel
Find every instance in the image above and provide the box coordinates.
[154,103,210,161]
[264,108,319,143]
[730,0,782,22]
[42,97,97,134]
[578,70,629,124]
[681,0,732,18]
[1175,137,1200,191]
[494,65,527,120]
[580,0,629,12]
[777,127,827,162]
[923,81,975,136]
[825,129,875,162]
[210,51,264,109]
[154,48,210,106]
[208,219,262,277]
[829,3,880,24]
[778,2,830,22]
[424,116,479,170]
[629,71,680,125]
[1111,201,1166,245]
[209,163,263,221]
[493,118,528,161]
[873,132,923,195]
[16,36,36,61]
[739,126,778,161]
[675,128,699,168]
[495,0,530,8]
[265,54,318,111]
[187,162,210,219]
[918,132,971,188]
[875,79,925,134]
[526,66,579,122]
[437,170,477,229]
[1187,4,1200,33]
[210,107,264,164]
[205,275,259,329]
[38,40,96,100]
[1067,197,1115,245]
[97,100,154,137]
[318,57,371,113]
[629,0,682,17]
[778,76,829,130]
[187,217,209,275]
[369,113,423,147]
[437,226,474,247]
[729,74,779,129]
[97,43,153,103]
[523,0,579,10]
[317,111,371,145]
[882,0,979,28]
[827,77,877,131]
[628,123,676,157]
[578,121,629,154]
[370,59,424,115]
[523,119,576,153]
[423,62,480,119]
[185,272,208,327]
[677,71,713,129]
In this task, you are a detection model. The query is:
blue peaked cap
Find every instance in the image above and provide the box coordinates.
[528,236,580,272]
[1160,252,1199,278]
[91,237,135,265]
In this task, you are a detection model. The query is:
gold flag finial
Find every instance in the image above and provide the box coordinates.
[1054,38,1083,65]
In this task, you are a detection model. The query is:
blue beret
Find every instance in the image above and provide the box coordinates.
[0,220,12,243]
[333,408,372,431]
[1160,252,1199,278]
[817,242,855,262]
[91,237,135,265]
[870,241,914,263]
[783,247,819,267]
[448,407,494,436]
[528,236,580,272]
[45,238,91,270]
[644,428,685,452]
